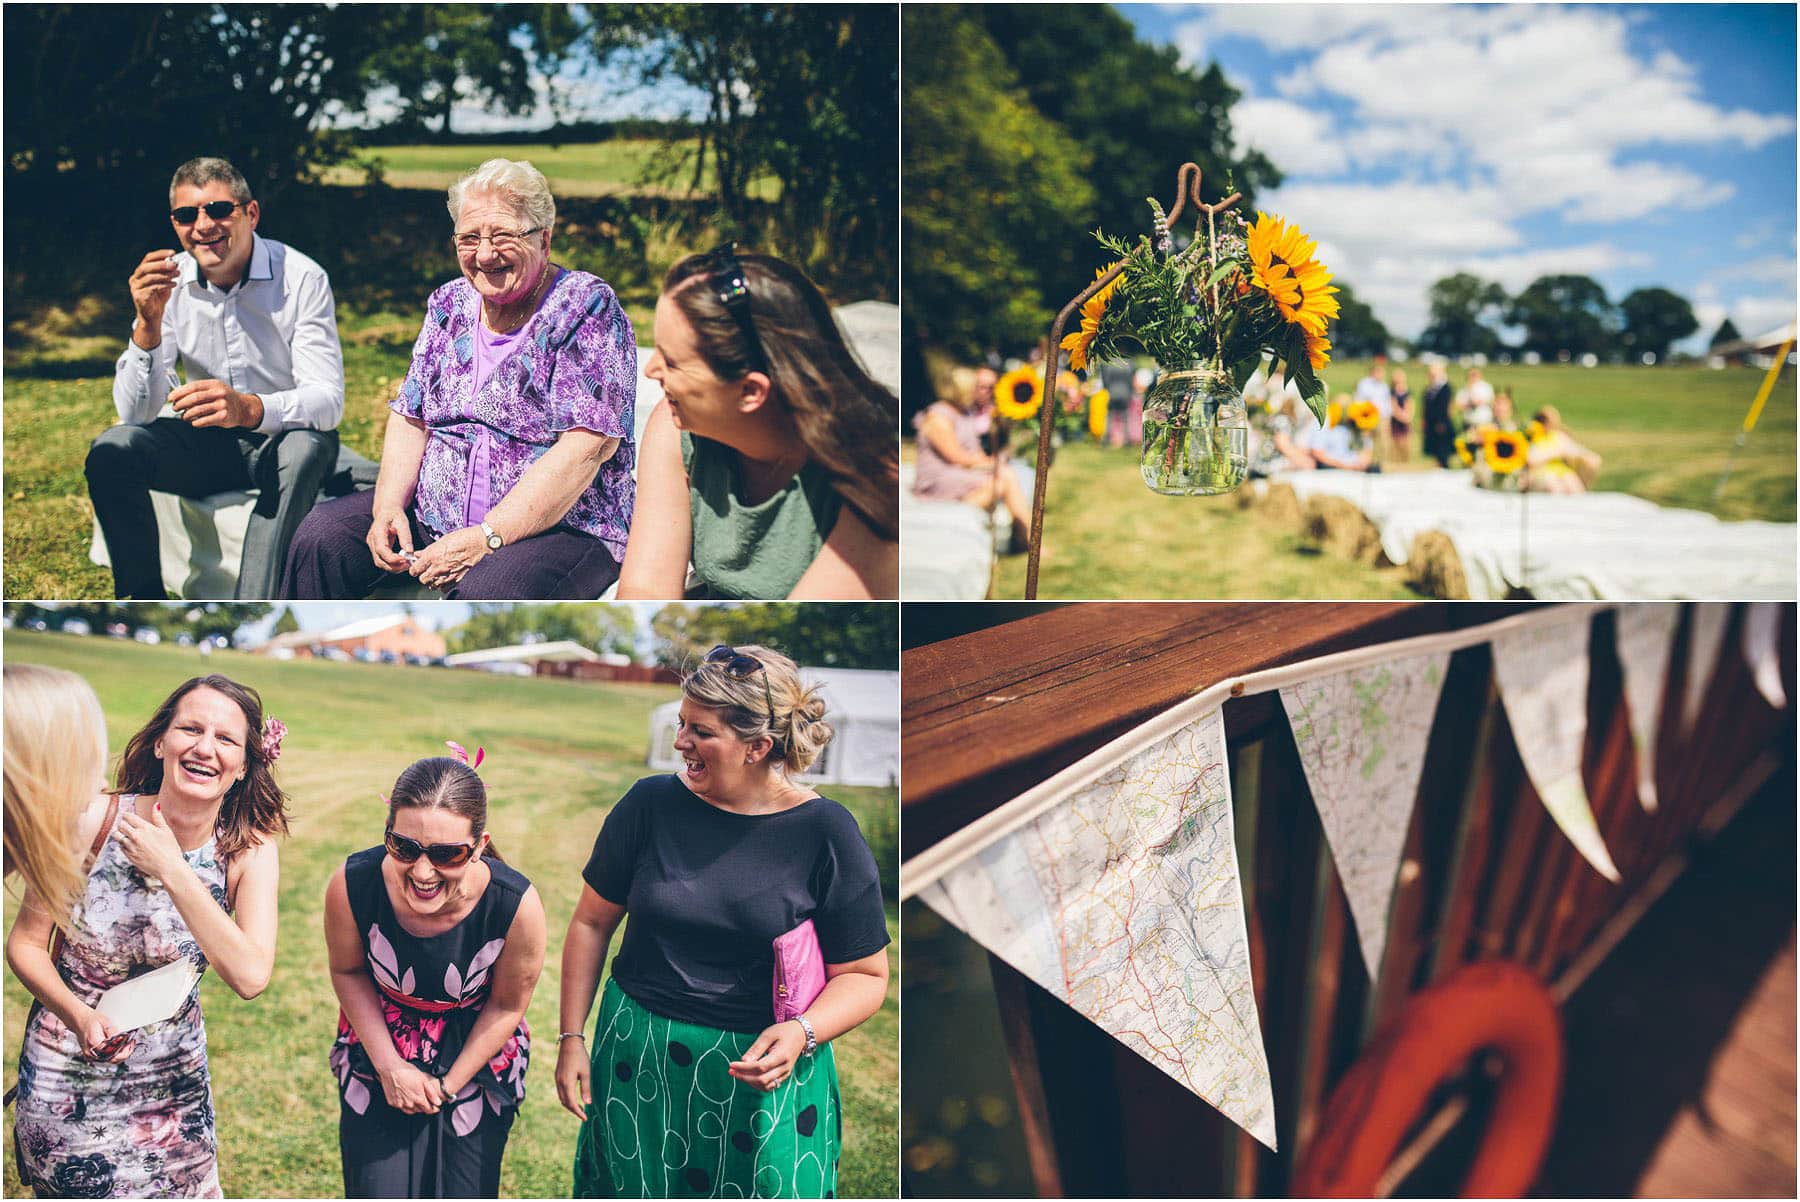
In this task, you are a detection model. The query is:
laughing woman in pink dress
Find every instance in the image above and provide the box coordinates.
[325,749,546,1198]
[7,675,287,1198]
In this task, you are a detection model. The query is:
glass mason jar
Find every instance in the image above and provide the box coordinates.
[1140,366,1249,496]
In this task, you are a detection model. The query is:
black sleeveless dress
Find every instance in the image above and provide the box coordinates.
[328,846,532,1198]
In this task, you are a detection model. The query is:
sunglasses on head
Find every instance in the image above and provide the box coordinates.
[704,644,776,718]
[170,200,245,225]
[385,830,479,868]
[701,242,767,371]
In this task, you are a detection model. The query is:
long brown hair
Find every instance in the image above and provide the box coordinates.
[385,757,503,862]
[113,675,290,862]
[664,251,898,540]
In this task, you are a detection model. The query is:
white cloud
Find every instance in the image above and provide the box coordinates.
[1232,98,1347,173]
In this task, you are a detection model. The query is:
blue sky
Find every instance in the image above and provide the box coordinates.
[1124,4,1796,350]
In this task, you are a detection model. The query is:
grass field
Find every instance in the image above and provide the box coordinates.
[0,633,899,1198]
[994,359,1795,599]
[321,140,780,202]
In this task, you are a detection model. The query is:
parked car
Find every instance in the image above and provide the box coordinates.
[176,633,195,647]
[60,618,92,636]
[24,617,49,632]
[105,622,130,639]
[133,627,161,645]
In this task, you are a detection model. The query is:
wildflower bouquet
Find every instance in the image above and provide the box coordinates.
[1063,198,1339,426]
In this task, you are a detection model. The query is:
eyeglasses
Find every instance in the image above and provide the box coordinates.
[452,228,542,256]
[702,242,767,371]
[705,644,776,718]
[170,201,245,224]
[385,830,479,868]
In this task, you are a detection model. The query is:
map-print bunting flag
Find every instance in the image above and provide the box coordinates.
[1680,604,1731,735]
[1280,649,1450,982]
[1741,602,1786,711]
[1613,603,1680,812]
[916,706,1277,1150]
[1490,611,1621,883]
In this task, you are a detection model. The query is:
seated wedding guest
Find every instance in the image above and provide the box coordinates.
[616,246,898,599]
[282,158,635,599]
[1388,367,1414,462]
[1300,399,1376,472]
[4,665,111,931]
[1524,406,1602,494]
[9,675,287,1198]
[1248,392,1317,478]
[1492,387,1520,431]
[1421,362,1456,467]
[913,366,1031,549]
[326,750,545,1198]
[88,156,342,599]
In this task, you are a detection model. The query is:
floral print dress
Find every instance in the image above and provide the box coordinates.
[13,798,229,1199]
[328,845,531,1194]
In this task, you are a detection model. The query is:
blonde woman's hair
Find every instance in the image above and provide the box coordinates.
[944,365,978,413]
[681,645,834,775]
[4,664,109,928]
[447,158,556,233]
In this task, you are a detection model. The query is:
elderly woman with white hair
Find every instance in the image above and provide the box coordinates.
[282,158,636,598]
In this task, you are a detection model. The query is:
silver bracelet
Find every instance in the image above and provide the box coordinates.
[558,1031,586,1042]
[793,1014,817,1057]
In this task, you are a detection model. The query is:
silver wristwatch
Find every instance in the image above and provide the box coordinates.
[794,1014,817,1057]
[480,521,504,552]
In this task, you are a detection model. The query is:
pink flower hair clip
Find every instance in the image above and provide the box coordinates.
[446,740,485,770]
[261,718,288,764]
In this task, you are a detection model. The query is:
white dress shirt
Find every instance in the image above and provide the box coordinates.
[1353,373,1393,420]
[113,234,344,435]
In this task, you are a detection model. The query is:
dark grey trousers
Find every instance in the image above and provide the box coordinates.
[86,417,338,600]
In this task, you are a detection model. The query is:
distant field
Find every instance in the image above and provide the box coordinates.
[989,358,1794,599]
[322,140,780,201]
[1,633,899,1198]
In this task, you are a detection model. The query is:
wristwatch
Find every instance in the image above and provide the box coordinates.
[794,1014,817,1057]
[480,521,504,552]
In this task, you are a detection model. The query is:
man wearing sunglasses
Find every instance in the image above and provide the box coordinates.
[88,156,344,599]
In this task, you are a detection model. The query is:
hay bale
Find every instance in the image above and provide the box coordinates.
[1406,530,1471,599]
[1301,495,1384,564]
[1254,481,1304,527]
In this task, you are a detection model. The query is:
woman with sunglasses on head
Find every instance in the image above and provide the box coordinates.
[558,645,890,1198]
[8,675,288,1199]
[616,248,899,600]
[324,750,546,1198]
[283,156,636,600]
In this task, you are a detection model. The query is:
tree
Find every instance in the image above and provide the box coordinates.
[1506,275,1619,360]
[979,6,1281,294]
[585,5,896,299]
[353,6,578,137]
[1327,281,1392,359]
[1416,272,1508,356]
[901,6,1094,361]
[271,608,301,636]
[447,604,636,657]
[1618,287,1697,363]
[1710,317,1744,348]
[649,604,897,671]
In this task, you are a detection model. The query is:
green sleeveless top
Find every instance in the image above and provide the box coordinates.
[681,431,841,599]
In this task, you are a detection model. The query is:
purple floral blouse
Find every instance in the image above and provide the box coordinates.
[394,270,637,559]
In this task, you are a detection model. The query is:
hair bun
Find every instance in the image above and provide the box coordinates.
[782,684,833,774]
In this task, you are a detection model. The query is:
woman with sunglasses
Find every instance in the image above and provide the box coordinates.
[324,751,546,1198]
[9,675,287,1198]
[283,156,636,600]
[617,249,898,600]
[558,645,890,1198]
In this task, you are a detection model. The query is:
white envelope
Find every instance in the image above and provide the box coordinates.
[95,959,201,1031]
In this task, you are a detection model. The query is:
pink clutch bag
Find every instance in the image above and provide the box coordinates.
[772,918,826,1023]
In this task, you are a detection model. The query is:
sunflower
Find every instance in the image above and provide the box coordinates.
[1526,419,1547,443]
[1302,324,1332,372]
[1088,390,1110,439]
[1455,435,1474,466]
[1247,212,1341,337]
[1060,264,1122,373]
[994,364,1044,421]
[1348,399,1381,431]
[1326,400,1345,428]
[1484,430,1529,474]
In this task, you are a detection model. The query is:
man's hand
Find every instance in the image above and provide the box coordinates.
[129,249,180,349]
[170,379,264,430]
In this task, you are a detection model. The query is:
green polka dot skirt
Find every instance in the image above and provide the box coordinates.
[573,979,840,1198]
